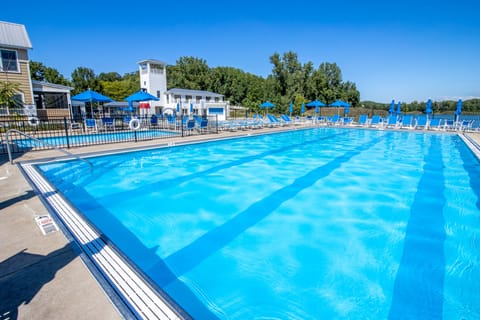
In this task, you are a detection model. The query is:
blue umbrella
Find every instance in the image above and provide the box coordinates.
[176,103,180,113]
[260,101,275,108]
[425,99,433,114]
[301,102,305,115]
[72,89,113,118]
[306,100,325,115]
[190,103,193,114]
[306,100,326,108]
[389,100,395,114]
[289,101,293,115]
[260,101,275,114]
[397,102,401,115]
[125,90,159,102]
[455,99,462,115]
[72,89,113,103]
[330,100,350,115]
[329,100,350,108]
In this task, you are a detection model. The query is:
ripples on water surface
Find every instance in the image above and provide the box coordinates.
[38,128,480,319]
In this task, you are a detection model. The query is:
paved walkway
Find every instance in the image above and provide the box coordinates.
[1,126,479,319]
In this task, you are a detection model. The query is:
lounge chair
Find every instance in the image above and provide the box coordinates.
[400,115,413,129]
[443,119,455,131]
[329,114,341,126]
[458,120,473,131]
[427,118,441,130]
[267,114,282,126]
[369,115,381,127]
[357,114,368,126]
[150,115,159,128]
[415,116,427,129]
[85,118,98,132]
[101,117,115,131]
[280,114,293,125]
[385,115,398,128]
[184,119,195,133]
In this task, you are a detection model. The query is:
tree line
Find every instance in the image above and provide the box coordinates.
[27,51,479,114]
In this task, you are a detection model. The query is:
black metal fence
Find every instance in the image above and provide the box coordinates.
[0,115,218,154]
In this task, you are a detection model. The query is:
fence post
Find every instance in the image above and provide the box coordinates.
[181,117,184,137]
[63,117,70,148]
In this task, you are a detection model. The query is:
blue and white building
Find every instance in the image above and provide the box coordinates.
[138,59,229,120]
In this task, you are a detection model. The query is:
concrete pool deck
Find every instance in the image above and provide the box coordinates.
[1,125,479,319]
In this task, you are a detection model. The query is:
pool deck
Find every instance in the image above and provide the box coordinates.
[1,125,479,319]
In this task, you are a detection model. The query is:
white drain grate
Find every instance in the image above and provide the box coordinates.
[35,215,59,235]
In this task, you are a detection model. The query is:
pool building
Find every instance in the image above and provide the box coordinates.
[137,59,229,120]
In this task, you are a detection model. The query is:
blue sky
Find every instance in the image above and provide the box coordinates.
[3,0,480,102]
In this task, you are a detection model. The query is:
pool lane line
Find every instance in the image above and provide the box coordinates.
[388,134,446,319]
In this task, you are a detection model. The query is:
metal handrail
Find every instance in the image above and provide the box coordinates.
[5,129,93,169]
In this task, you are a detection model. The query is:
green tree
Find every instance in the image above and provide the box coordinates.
[0,81,22,110]
[71,67,101,94]
[98,72,122,82]
[167,56,210,90]
[29,61,70,86]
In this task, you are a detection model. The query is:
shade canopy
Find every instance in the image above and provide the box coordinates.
[329,100,350,107]
[397,102,401,114]
[306,100,326,108]
[71,89,113,103]
[455,99,462,115]
[260,101,275,108]
[425,99,433,114]
[125,90,159,102]
[389,100,395,114]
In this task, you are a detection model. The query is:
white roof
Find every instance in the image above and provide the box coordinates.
[32,80,73,91]
[0,21,32,49]
[167,88,223,98]
[137,59,166,65]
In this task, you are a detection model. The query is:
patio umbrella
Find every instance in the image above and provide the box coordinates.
[306,100,326,116]
[301,102,305,115]
[425,99,433,115]
[455,99,462,115]
[176,103,180,115]
[260,101,275,114]
[455,99,462,121]
[71,89,113,118]
[389,100,395,115]
[190,103,193,114]
[125,90,159,116]
[125,90,159,103]
[289,101,293,115]
[397,102,401,115]
[330,100,350,115]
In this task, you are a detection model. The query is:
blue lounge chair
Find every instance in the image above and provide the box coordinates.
[415,116,427,129]
[101,117,115,131]
[357,114,368,126]
[85,118,97,132]
[280,114,293,125]
[428,118,441,130]
[184,119,195,133]
[150,115,158,127]
[369,115,381,127]
[400,115,413,129]
[385,115,398,128]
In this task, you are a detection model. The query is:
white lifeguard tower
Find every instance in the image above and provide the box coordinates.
[138,59,167,115]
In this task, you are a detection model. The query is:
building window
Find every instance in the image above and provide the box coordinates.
[157,90,161,98]
[1,49,19,72]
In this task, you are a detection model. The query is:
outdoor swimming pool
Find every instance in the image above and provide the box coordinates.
[33,128,480,319]
[13,129,177,149]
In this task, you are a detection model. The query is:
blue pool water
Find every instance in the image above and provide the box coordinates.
[14,129,176,148]
[37,128,480,319]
